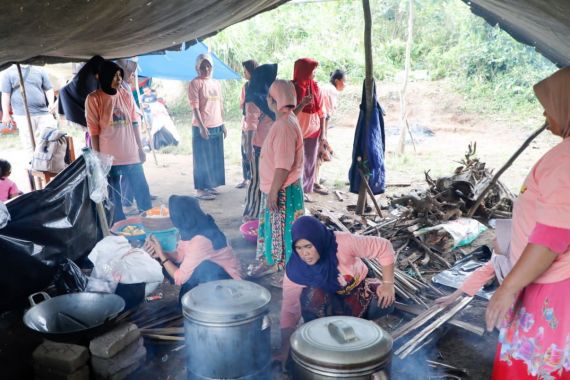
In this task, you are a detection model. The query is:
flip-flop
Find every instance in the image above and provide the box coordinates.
[206,188,221,195]
[313,187,329,195]
[196,193,216,201]
[235,181,249,189]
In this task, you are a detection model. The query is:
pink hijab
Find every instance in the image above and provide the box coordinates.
[534,67,570,138]
[268,79,297,113]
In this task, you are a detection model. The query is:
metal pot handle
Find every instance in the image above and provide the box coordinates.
[261,315,271,331]
[327,320,359,344]
[28,291,50,307]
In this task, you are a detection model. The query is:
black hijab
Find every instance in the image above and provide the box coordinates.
[245,63,278,121]
[97,60,124,95]
[58,55,104,126]
[168,195,227,250]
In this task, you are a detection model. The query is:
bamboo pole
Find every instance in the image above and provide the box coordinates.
[467,122,547,217]
[356,0,374,215]
[16,64,36,150]
[397,0,414,155]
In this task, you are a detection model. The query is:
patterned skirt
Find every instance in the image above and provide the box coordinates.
[492,277,570,379]
[256,180,304,268]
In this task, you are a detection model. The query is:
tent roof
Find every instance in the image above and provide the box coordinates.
[461,0,570,67]
[137,42,240,81]
[0,0,287,70]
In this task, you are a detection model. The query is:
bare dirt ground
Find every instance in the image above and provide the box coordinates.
[1,79,559,379]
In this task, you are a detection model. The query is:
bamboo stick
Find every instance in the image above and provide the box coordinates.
[140,315,183,330]
[143,334,184,342]
[141,327,184,335]
[392,304,444,340]
[396,296,473,358]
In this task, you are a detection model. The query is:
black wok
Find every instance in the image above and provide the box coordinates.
[23,291,125,343]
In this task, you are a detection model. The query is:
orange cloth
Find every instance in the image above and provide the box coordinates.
[258,112,304,194]
[280,232,395,329]
[86,88,141,166]
[168,235,241,286]
[188,77,224,128]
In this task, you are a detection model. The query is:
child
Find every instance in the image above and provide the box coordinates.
[0,159,21,202]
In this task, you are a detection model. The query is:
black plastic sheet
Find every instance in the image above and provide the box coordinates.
[0,156,110,311]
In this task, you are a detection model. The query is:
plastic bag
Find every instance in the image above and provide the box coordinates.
[87,235,163,296]
[0,202,10,229]
[414,218,487,252]
[83,148,113,204]
[53,259,88,294]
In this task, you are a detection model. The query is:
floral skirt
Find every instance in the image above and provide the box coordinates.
[256,180,304,268]
[492,277,570,379]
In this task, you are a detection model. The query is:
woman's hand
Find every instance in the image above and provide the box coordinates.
[199,126,209,140]
[435,289,464,307]
[267,190,279,212]
[376,282,395,308]
[144,235,163,259]
[300,94,313,107]
[222,125,228,139]
[485,285,517,332]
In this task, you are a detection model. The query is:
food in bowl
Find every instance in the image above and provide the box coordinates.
[119,225,145,236]
[145,207,170,218]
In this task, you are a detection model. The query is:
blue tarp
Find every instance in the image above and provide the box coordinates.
[137,42,240,81]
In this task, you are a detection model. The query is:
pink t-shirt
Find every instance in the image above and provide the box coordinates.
[244,103,273,147]
[188,77,224,129]
[0,178,19,202]
[509,138,570,283]
[280,232,395,329]
[167,235,241,286]
[86,88,141,166]
[321,83,339,119]
[297,111,323,139]
[259,112,304,194]
[240,84,247,131]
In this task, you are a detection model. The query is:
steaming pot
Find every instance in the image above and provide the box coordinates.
[182,280,271,380]
[290,316,393,379]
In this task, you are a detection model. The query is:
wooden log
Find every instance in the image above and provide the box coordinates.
[334,190,343,202]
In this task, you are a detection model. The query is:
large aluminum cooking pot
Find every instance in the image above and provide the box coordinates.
[182,279,271,380]
[23,291,125,342]
[290,316,393,379]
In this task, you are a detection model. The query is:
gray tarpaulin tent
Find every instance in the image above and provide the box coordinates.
[0,1,568,70]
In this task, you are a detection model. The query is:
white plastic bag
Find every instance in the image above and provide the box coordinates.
[87,236,164,295]
[83,148,113,204]
[0,202,10,229]
[414,218,487,251]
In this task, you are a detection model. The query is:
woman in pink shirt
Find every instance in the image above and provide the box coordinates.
[278,216,396,359]
[292,58,325,199]
[145,195,241,302]
[237,59,258,189]
[255,80,305,273]
[242,64,277,223]
[188,54,226,201]
[471,67,570,379]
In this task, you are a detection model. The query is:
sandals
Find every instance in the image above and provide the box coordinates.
[196,191,216,201]
[313,183,329,195]
[206,188,221,195]
[235,180,249,189]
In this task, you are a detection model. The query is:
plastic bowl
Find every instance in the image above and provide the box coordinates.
[150,227,179,252]
[240,220,259,243]
[111,217,147,243]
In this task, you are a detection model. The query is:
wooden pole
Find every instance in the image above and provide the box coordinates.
[397,0,414,155]
[134,68,159,166]
[16,64,36,150]
[467,122,547,217]
[356,0,374,215]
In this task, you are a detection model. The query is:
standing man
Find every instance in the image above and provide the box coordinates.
[1,65,56,156]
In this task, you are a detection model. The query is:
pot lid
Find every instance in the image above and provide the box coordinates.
[181,280,271,323]
[291,316,393,369]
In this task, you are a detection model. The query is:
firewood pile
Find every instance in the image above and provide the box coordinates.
[314,143,513,296]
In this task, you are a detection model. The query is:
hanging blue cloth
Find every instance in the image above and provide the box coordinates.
[348,80,386,195]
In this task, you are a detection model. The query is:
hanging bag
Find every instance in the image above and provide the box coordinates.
[31,127,68,173]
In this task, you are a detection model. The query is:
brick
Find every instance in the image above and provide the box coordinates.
[96,356,145,380]
[32,340,89,373]
[89,323,140,359]
[91,338,146,378]
[34,364,89,380]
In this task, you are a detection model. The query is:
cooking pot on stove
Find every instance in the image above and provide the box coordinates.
[23,291,125,343]
[290,316,393,379]
[182,279,271,380]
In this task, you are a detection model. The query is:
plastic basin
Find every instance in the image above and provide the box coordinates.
[150,227,179,252]
[240,220,259,243]
[110,217,146,243]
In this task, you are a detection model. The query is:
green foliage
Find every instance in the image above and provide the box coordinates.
[206,0,556,122]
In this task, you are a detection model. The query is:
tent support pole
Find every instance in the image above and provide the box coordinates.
[16,63,36,151]
[134,70,159,166]
[356,0,374,215]
[96,202,111,237]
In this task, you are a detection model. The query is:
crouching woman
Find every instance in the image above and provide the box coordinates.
[144,195,241,302]
[279,215,396,356]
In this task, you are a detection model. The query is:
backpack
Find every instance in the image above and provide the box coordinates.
[31,127,68,173]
